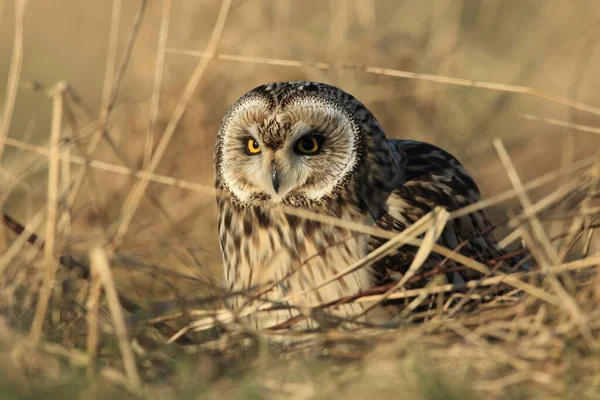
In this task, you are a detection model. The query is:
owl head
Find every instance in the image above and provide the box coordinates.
[214,81,401,210]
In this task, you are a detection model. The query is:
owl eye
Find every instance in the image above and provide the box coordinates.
[246,138,261,154]
[295,135,323,155]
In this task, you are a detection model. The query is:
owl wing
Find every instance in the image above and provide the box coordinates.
[369,140,511,286]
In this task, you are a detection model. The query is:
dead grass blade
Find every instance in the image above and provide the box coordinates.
[494,139,597,350]
[111,0,233,250]
[494,139,559,265]
[357,207,449,317]
[282,208,439,304]
[354,253,600,305]
[90,247,142,393]
[0,0,28,161]
[30,82,67,344]
[0,208,45,275]
[449,154,596,220]
[165,49,600,118]
[107,0,147,113]
[521,113,600,135]
[145,0,172,167]
[86,268,102,379]
[557,153,600,260]
[65,0,144,210]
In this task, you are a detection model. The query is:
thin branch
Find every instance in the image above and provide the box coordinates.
[90,247,142,393]
[520,113,600,136]
[111,0,233,250]
[31,82,67,344]
[0,0,28,161]
[145,0,172,167]
[86,269,102,379]
[165,48,600,118]
[107,0,147,113]
[0,209,45,276]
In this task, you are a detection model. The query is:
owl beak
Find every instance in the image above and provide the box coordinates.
[271,167,281,193]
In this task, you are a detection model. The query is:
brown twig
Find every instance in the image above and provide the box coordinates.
[86,267,102,379]
[166,48,600,118]
[145,0,172,167]
[90,247,142,393]
[111,0,233,250]
[0,0,28,161]
[31,82,67,344]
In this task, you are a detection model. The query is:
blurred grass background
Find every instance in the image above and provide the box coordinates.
[0,1,600,397]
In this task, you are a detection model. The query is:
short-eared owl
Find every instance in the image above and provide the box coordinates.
[214,81,514,330]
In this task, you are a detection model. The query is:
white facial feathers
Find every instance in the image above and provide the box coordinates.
[217,96,360,205]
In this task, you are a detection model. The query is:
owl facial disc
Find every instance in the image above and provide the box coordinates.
[216,94,361,206]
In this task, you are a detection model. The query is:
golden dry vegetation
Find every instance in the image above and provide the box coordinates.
[1,1,600,399]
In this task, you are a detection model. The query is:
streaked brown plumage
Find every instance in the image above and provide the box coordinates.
[214,81,517,331]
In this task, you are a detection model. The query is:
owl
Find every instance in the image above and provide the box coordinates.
[214,81,516,331]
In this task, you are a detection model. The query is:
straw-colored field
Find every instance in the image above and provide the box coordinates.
[1,1,600,398]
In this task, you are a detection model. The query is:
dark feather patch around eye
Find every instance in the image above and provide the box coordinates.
[294,134,325,155]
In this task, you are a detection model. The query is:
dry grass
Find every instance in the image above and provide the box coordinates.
[1,1,600,399]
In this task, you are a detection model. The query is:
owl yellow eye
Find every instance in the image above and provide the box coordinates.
[246,138,261,154]
[295,136,322,155]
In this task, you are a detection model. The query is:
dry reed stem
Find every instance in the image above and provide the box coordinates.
[65,0,122,210]
[99,0,121,123]
[557,155,600,260]
[111,0,233,250]
[521,113,600,136]
[494,139,559,265]
[66,0,148,215]
[58,120,72,293]
[1,136,217,196]
[448,155,596,219]
[277,207,562,299]
[107,0,147,112]
[399,275,447,318]
[30,82,67,344]
[494,139,596,350]
[145,0,172,167]
[0,208,45,275]
[0,0,27,161]
[498,174,590,248]
[86,270,102,379]
[165,48,600,118]
[517,177,588,222]
[0,117,36,208]
[357,207,449,317]
[90,247,142,393]
[498,228,522,249]
[40,341,89,367]
[282,208,440,303]
[189,254,600,333]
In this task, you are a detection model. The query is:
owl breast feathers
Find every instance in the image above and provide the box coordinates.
[213,81,518,330]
